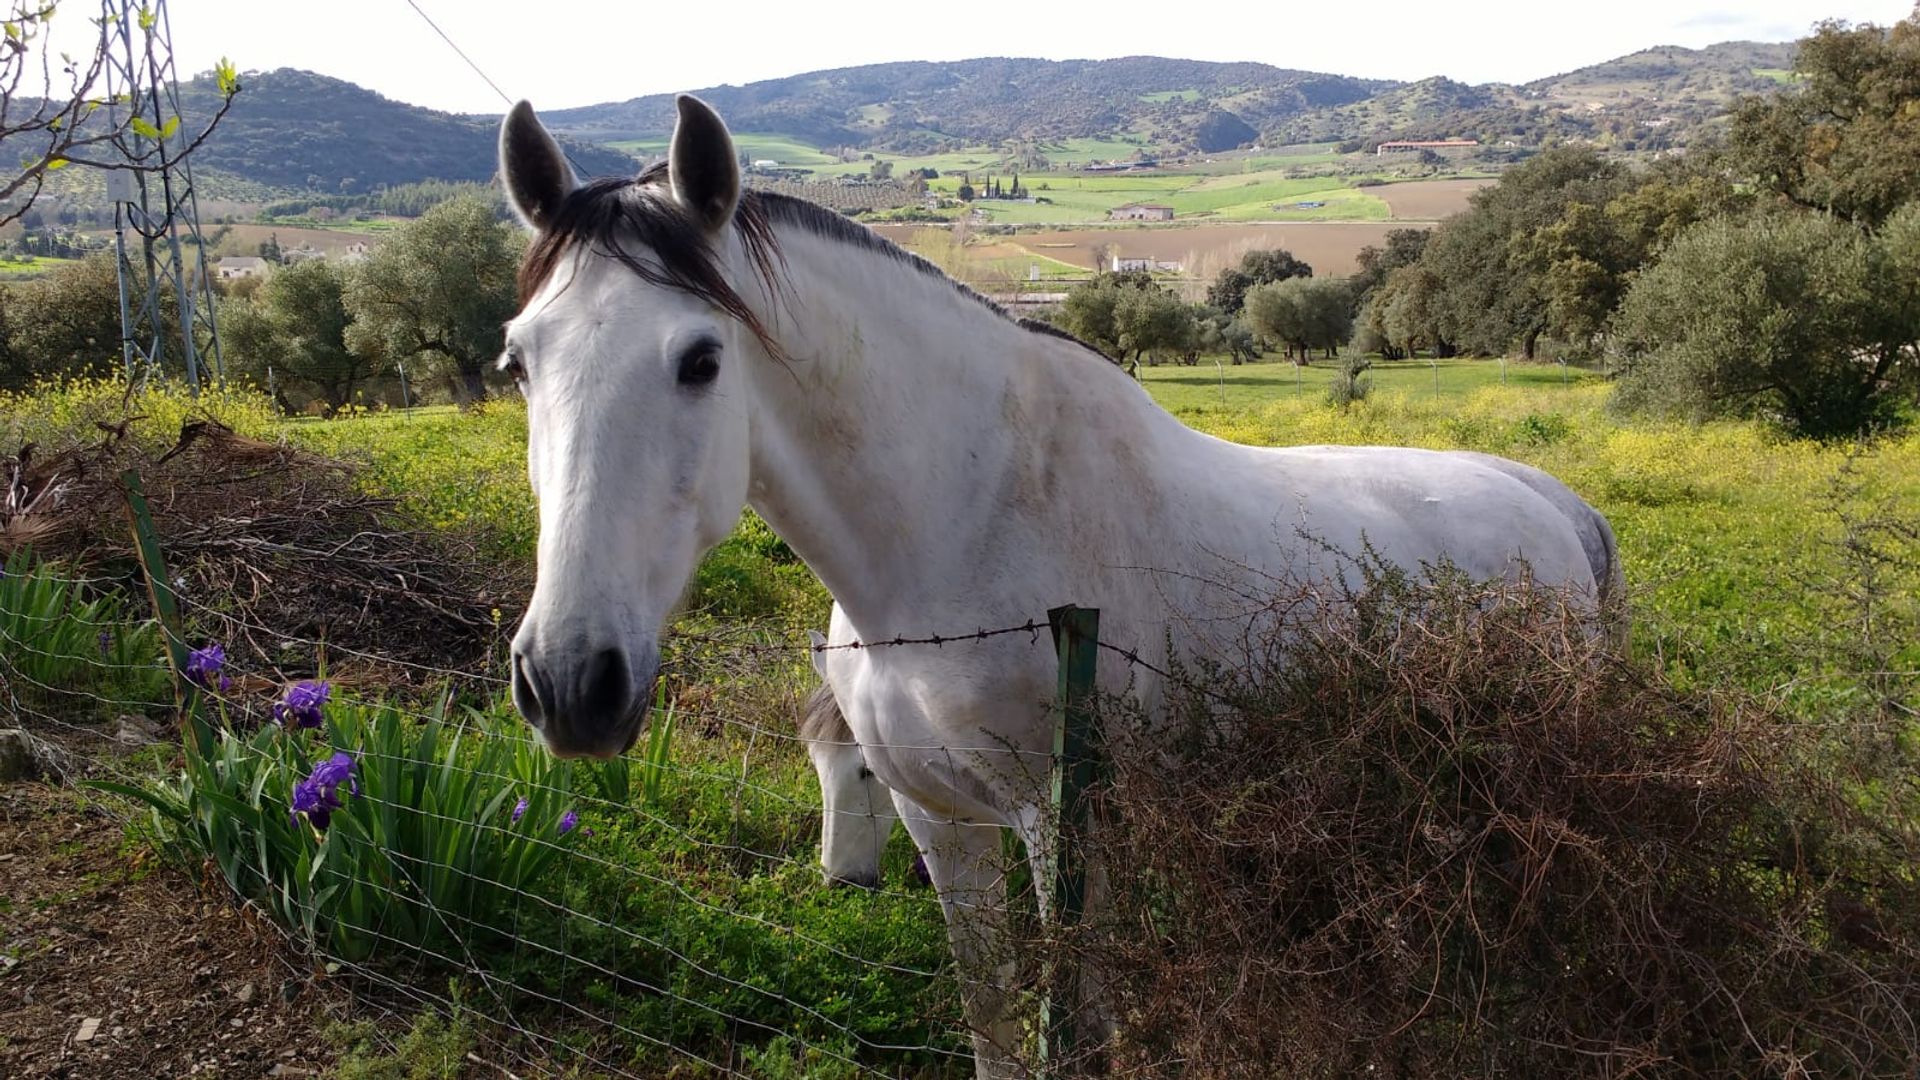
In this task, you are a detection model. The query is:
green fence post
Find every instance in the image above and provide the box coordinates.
[1044,603,1100,1073]
[119,469,194,722]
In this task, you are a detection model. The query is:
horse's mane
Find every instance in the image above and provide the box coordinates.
[799,683,854,744]
[517,163,1117,367]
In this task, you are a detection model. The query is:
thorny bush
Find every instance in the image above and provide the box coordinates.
[1040,563,1919,1078]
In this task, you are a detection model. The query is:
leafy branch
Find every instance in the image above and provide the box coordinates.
[0,2,241,228]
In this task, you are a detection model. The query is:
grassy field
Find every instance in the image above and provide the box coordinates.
[0,254,79,280]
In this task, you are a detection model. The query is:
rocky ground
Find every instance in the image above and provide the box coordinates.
[0,780,350,1079]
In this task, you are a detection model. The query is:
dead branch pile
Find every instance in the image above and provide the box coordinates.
[2,419,524,681]
[1048,572,1920,1079]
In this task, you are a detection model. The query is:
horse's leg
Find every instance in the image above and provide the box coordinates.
[896,796,1026,1080]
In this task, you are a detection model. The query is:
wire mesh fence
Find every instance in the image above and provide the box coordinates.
[0,536,1088,1078]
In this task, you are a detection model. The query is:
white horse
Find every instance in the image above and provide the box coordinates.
[800,626,904,889]
[497,95,1623,1078]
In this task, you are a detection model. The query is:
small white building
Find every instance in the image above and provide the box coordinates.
[1111,255,1184,273]
[1109,204,1175,222]
[216,256,267,279]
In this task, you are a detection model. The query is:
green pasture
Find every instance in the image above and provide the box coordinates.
[0,254,80,279]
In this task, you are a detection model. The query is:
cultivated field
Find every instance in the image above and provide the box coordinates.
[1372,177,1494,218]
[926,221,1414,276]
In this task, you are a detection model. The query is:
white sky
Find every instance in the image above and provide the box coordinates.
[148,0,1919,115]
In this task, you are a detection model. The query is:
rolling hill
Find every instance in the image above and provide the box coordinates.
[79,41,1800,199]
[172,68,637,193]
[544,44,1800,158]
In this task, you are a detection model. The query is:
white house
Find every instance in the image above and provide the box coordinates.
[1111,255,1183,273]
[216,256,267,279]
[1109,204,1175,222]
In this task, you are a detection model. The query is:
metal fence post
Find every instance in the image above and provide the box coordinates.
[1043,603,1100,1073]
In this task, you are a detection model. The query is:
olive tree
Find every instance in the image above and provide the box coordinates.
[344,195,521,403]
[1611,208,1918,438]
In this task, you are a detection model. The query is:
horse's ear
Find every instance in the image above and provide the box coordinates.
[669,94,739,234]
[807,630,829,679]
[499,100,575,231]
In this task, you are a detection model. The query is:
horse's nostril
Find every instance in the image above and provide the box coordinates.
[511,652,549,728]
[579,647,631,720]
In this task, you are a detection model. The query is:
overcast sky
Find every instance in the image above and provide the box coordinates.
[154,0,1919,115]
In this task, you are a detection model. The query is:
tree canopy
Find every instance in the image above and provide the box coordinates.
[1205,249,1313,315]
[343,196,522,404]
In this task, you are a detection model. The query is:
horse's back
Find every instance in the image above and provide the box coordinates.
[1212,443,1603,596]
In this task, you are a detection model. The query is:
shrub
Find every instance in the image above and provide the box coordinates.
[1042,562,1920,1078]
[1323,353,1372,408]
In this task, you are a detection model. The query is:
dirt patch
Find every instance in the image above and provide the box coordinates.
[1373,177,1493,220]
[0,781,352,1079]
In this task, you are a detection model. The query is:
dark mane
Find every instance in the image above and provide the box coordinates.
[517,164,1119,367]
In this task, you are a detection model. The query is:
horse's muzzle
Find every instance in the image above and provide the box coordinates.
[511,639,655,759]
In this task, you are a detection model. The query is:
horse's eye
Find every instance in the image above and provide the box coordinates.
[856,764,873,780]
[502,345,526,382]
[677,343,720,387]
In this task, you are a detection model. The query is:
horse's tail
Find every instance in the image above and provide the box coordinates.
[1587,503,1630,652]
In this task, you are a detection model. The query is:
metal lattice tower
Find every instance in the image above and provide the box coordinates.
[97,0,221,390]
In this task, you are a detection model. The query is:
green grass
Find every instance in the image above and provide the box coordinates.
[1752,68,1800,84]
[0,254,79,279]
[1139,89,1202,103]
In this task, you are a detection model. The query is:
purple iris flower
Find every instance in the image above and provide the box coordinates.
[184,643,232,693]
[272,680,331,729]
[290,751,358,831]
[97,630,113,656]
[558,810,579,835]
[511,796,528,823]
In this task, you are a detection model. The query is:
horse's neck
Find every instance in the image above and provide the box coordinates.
[738,227,1171,632]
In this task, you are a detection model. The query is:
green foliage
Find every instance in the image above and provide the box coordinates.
[1244,276,1354,361]
[1324,353,1372,408]
[1728,12,1920,225]
[103,696,599,964]
[327,1011,474,1080]
[1611,208,1918,438]
[0,255,145,383]
[0,373,277,452]
[0,554,170,716]
[221,259,378,412]
[1416,147,1633,358]
[1205,248,1312,315]
[343,196,522,404]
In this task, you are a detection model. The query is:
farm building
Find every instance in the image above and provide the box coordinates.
[215,256,267,279]
[1111,254,1182,273]
[1109,204,1175,222]
[1376,139,1480,156]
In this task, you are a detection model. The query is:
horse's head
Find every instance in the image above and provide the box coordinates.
[801,644,899,889]
[498,96,766,758]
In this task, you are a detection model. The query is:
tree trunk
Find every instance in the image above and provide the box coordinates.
[1522,327,1540,362]
[456,358,489,405]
